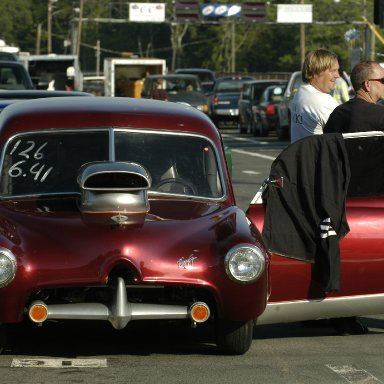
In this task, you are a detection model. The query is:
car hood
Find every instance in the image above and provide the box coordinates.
[0,197,247,286]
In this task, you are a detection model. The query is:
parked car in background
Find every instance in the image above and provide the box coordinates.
[208,75,255,128]
[238,80,287,135]
[0,97,269,355]
[141,74,209,114]
[175,68,216,94]
[251,84,287,137]
[0,61,34,90]
[275,70,302,140]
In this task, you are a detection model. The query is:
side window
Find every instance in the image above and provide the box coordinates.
[345,135,384,197]
[260,88,268,103]
[242,84,251,100]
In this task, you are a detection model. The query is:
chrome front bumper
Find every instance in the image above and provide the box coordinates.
[28,277,193,329]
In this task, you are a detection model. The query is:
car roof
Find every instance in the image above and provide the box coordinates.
[0,97,220,142]
[147,74,200,80]
[216,76,255,81]
[0,60,26,67]
[0,90,93,99]
[247,79,288,84]
[175,68,215,75]
[244,79,287,85]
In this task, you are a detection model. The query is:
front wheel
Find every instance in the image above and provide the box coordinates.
[216,319,254,355]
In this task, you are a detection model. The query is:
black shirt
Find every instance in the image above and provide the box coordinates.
[324,98,384,134]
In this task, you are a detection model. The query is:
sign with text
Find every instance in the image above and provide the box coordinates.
[277,4,312,23]
[129,3,166,22]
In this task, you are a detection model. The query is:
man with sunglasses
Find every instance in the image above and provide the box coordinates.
[324,61,384,134]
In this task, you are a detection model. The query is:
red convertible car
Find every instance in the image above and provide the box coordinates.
[248,131,384,329]
[0,97,268,355]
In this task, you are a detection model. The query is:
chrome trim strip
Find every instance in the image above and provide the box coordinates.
[109,128,115,161]
[257,294,384,325]
[343,131,384,139]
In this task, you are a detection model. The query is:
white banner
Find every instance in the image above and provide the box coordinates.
[277,4,312,24]
[129,3,166,23]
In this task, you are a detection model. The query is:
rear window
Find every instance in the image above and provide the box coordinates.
[216,80,248,93]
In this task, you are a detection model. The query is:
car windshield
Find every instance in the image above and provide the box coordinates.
[0,130,223,199]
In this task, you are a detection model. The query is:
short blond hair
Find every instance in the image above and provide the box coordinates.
[302,49,339,83]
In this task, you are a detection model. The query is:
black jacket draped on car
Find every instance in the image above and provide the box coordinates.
[261,133,350,292]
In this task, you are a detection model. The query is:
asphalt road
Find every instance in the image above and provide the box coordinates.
[1,131,384,384]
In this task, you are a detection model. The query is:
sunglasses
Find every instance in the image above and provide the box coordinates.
[366,78,384,84]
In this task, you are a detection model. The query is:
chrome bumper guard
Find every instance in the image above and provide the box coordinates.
[28,277,190,329]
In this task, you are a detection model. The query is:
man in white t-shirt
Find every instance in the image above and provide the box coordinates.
[290,49,340,143]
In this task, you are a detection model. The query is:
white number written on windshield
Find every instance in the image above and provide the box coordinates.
[8,139,53,182]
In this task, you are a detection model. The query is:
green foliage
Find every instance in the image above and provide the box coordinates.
[0,0,381,75]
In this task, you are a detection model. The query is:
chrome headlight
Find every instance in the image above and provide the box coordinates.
[225,244,265,283]
[0,248,17,288]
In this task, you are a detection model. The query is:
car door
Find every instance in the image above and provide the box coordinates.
[246,132,384,304]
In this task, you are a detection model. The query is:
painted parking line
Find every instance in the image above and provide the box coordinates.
[221,135,270,145]
[231,148,276,161]
[327,365,383,383]
[242,170,261,175]
[11,358,107,368]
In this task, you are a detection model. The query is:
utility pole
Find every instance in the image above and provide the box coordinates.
[47,0,53,53]
[300,0,305,64]
[36,23,42,54]
[96,40,101,76]
[231,22,236,72]
[76,0,84,58]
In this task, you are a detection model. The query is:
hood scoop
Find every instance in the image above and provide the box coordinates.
[77,161,151,227]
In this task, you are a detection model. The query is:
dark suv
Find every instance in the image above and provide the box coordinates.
[238,79,287,135]
[208,76,255,128]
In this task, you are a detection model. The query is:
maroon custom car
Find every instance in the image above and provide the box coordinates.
[0,97,269,355]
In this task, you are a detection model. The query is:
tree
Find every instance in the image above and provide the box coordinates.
[0,0,380,75]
